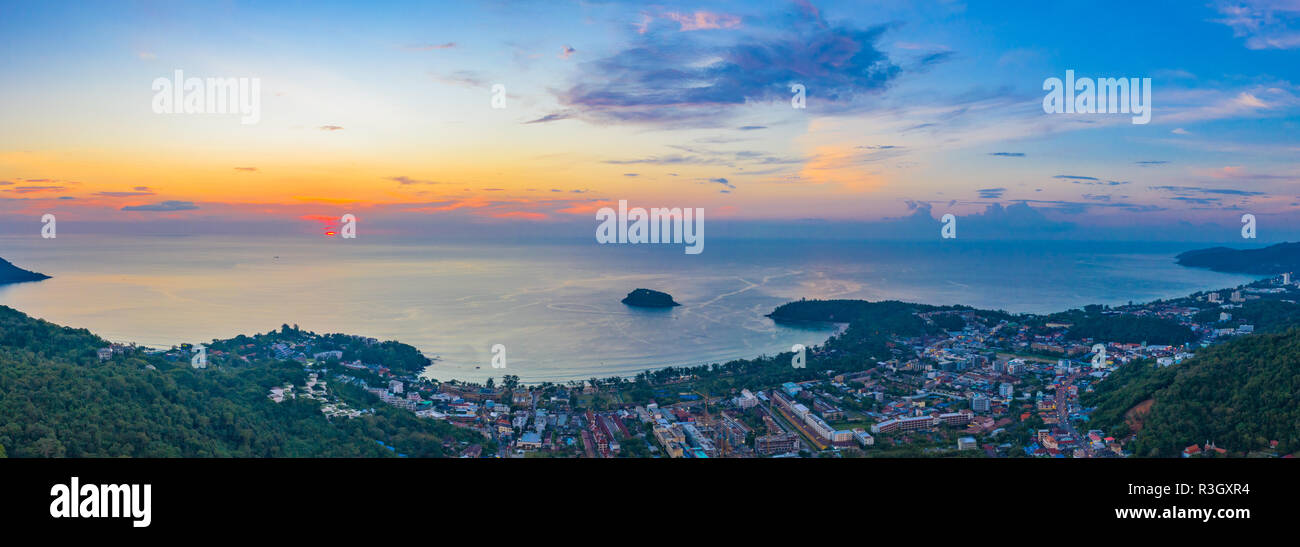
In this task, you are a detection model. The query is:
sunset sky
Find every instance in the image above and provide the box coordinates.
[2,0,1299,239]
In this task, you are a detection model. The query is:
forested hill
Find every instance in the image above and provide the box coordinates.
[0,306,481,457]
[1082,329,1300,457]
[0,257,49,284]
[1176,242,1300,274]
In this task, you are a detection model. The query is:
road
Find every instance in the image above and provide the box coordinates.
[1055,370,1090,456]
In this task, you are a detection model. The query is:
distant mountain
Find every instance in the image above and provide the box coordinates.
[0,257,50,284]
[621,288,679,308]
[1176,242,1300,274]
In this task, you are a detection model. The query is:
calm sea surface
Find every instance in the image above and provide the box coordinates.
[0,235,1257,383]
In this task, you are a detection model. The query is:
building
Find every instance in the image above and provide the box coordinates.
[871,415,935,434]
[652,426,687,458]
[957,436,977,450]
[735,389,759,409]
[755,433,799,455]
[517,432,542,450]
[388,380,403,394]
[512,390,532,406]
[971,395,991,413]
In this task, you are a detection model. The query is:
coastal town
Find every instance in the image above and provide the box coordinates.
[100,274,1300,459]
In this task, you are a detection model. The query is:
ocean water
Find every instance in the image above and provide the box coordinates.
[0,235,1257,383]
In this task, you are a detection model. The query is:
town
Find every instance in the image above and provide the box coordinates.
[96,274,1300,459]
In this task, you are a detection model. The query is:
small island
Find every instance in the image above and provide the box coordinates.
[0,257,51,284]
[1176,242,1300,274]
[621,288,680,308]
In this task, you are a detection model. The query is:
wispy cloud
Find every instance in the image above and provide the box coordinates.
[524,112,573,124]
[7,186,65,194]
[388,176,439,185]
[1055,175,1128,186]
[402,41,457,51]
[1212,0,1300,49]
[662,11,743,31]
[121,200,199,212]
[1149,185,1266,196]
[95,190,156,197]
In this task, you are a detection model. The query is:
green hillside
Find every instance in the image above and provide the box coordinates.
[0,306,483,457]
[1083,329,1300,457]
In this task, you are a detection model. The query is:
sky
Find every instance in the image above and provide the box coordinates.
[1,0,1299,241]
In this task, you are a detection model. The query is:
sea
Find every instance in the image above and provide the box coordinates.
[0,234,1258,383]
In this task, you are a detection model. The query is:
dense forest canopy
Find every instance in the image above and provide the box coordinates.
[0,306,481,457]
[1083,329,1300,457]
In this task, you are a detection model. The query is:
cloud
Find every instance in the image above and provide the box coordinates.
[1197,165,1294,180]
[1135,160,1168,166]
[891,201,1076,237]
[603,154,722,166]
[976,187,1006,199]
[559,45,576,59]
[1172,127,1191,134]
[121,200,199,212]
[737,125,766,131]
[1149,185,1266,196]
[662,11,743,31]
[988,152,1025,157]
[388,176,439,185]
[403,42,457,51]
[1055,175,1128,186]
[556,4,910,125]
[430,70,487,88]
[524,112,573,124]
[707,177,736,189]
[234,167,258,172]
[318,125,344,131]
[1213,0,1300,49]
[7,186,65,193]
[95,190,156,197]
